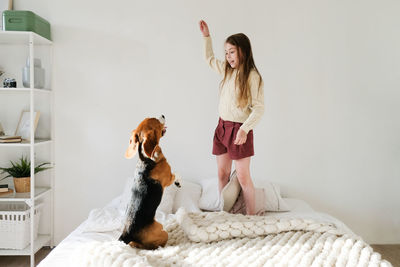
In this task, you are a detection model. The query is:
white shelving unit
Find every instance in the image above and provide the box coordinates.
[0,31,53,267]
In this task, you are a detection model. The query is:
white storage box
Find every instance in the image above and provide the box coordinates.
[0,202,43,249]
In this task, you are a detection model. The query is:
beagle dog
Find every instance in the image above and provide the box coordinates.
[119,115,178,249]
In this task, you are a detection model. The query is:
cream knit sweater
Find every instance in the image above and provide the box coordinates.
[203,36,264,133]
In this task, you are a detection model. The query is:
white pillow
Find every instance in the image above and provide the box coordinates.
[221,172,290,212]
[156,184,177,214]
[221,170,241,212]
[172,180,202,213]
[263,182,290,211]
[198,177,222,211]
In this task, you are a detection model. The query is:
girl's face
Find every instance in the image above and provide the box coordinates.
[225,42,239,68]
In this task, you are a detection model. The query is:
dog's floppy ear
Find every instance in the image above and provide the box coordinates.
[125,130,139,159]
[142,130,159,158]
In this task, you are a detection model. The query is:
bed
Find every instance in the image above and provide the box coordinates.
[38,177,392,267]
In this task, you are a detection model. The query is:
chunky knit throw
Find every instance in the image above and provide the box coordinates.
[72,210,392,267]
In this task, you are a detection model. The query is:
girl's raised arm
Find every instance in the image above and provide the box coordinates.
[199,20,225,75]
[199,20,210,37]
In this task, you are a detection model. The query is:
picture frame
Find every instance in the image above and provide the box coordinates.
[14,111,40,141]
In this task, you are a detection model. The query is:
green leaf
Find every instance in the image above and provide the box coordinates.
[0,156,52,178]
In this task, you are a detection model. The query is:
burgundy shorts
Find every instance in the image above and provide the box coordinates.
[212,118,254,160]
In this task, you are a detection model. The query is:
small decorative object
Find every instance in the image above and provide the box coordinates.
[0,156,51,193]
[15,111,40,141]
[3,78,17,88]
[22,58,45,89]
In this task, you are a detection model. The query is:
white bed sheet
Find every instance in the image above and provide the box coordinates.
[38,197,354,267]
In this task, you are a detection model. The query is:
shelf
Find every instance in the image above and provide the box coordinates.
[0,235,51,255]
[0,31,52,45]
[0,139,53,147]
[0,28,53,267]
[0,187,51,202]
[0,88,52,93]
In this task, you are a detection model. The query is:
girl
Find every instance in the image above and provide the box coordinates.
[199,20,264,215]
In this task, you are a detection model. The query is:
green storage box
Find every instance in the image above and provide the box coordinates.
[2,10,51,40]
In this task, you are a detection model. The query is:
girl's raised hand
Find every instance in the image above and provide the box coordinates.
[199,20,210,37]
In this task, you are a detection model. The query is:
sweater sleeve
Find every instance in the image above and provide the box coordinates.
[203,36,225,75]
[240,72,265,134]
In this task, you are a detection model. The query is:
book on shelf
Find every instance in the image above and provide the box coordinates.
[0,122,22,142]
[0,137,22,143]
[0,188,13,196]
[0,123,22,142]
[0,184,8,193]
[0,135,22,140]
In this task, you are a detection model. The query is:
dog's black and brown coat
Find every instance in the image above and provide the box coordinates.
[119,116,176,249]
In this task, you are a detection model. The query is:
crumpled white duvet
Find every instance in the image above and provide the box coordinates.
[70,208,392,267]
[82,206,172,233]
[82,207,124,233]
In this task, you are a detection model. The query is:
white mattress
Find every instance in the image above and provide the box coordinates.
[38,198,354,267]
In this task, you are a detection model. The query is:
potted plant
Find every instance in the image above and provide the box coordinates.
[0,156,51,193]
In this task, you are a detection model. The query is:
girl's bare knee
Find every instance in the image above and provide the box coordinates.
[218,169,230,180]
[236,172,253,189]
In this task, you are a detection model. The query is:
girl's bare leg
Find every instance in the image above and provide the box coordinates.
[235,157,255,215]
[216,153,232,192]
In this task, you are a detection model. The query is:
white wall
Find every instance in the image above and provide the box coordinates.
[12,0,400,244]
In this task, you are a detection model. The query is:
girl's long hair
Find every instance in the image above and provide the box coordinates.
[221,33,263,108]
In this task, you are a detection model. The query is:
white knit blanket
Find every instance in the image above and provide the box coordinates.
[175,209,347,243]
[72,210,392,267]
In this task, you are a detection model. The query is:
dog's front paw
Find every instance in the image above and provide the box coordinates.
[174,173,182,188]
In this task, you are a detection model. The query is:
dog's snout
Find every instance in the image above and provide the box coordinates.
[158,115,166,124]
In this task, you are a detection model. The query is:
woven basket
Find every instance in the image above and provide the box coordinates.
[13,177,30,193]
[0,202,43,249]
